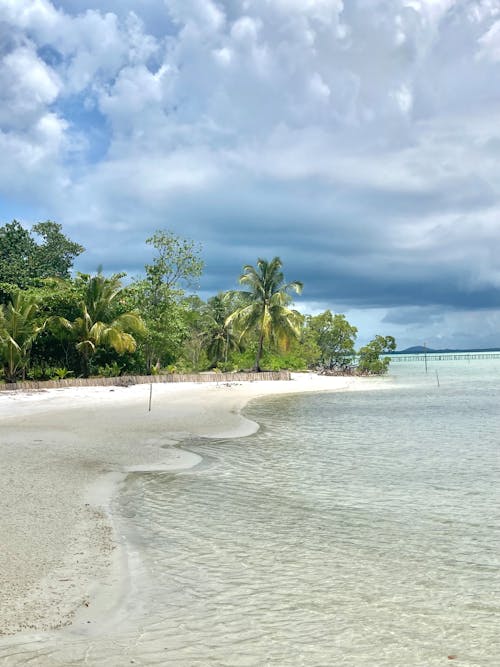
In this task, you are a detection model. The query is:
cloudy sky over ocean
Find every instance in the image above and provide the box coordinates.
[1,0,500,348]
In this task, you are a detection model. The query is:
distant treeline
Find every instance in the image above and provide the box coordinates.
[0,220,395,383]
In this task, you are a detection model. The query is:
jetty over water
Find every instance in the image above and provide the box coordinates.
[388,352,500,362]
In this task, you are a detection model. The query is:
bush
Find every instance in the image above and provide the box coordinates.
[97,361,123,377]
[261,351,308,371]
[357,335,396,375]
[51,367,74,380]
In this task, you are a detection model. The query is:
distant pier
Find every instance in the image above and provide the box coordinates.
[388,352,500,362]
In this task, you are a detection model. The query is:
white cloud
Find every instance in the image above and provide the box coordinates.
[98,65,166,132]
[212,46,232,66]
[0,45,61,129]
[0,0,61,34]
[467,0,500,24]
[230,15,260,42]
[393,84,413,114]
[309,72,330,101]
[403,0,456,25]
[165,0,226,32]
[270,0,344,25]
[477,19,500,60]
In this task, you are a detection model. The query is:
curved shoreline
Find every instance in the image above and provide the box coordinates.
[0,373,387,638]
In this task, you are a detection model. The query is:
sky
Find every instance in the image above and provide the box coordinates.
[1,0,500,349]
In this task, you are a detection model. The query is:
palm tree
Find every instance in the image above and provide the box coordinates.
[203,293,241,367]
[57,273,145,377]
[227,257,303,371]
[0,291,45,382]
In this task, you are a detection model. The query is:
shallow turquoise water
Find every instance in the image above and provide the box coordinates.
[1,358,499,666]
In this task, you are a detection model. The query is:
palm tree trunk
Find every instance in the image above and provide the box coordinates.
[81,353,90,378]
[7,348,16,383]
[254,329,264,372]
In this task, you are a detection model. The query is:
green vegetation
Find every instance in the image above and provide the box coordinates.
[0,219,396,382]
[0,291,45,382]
[0,220,84,298]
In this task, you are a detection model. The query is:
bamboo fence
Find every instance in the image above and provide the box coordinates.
[0,371,291,392]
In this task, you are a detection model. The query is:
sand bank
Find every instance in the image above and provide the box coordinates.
[0,373,382,636]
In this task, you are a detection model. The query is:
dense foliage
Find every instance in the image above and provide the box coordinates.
[0,219,396,382]
[0,220,84,299]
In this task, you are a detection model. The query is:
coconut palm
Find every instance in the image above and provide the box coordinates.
[57,273,145,377]
[227,257,303,371]
[203,293,241,367]
[0,291,45,382]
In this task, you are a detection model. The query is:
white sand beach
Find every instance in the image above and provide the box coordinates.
[0,373,379,637]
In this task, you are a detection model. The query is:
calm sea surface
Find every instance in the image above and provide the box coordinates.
[1,357,499,666]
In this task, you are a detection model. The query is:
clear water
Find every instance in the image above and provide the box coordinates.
[1,358,499,666]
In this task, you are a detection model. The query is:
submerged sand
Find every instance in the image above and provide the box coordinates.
[0,373,382,636]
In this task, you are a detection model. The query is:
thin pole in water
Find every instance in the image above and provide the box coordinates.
[148,383,153,412]
[436,370,440,387]
[424,342,428,374]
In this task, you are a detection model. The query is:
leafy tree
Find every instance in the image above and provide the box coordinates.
[280,332,320,370]
[0,220,83,294]
[56,273,145,377]
[307,311,358,369]
[144,230,203,292]
[31,221,84,280]
[130,230,204,373]
[227,257,303,371]
[128,281,187,372]
[0,221,34,293]
[357,335,396,375]
[0,291,46,382]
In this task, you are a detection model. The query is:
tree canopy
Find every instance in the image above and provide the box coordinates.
[308,311,358,369]
[129,230,204,373]
[0,220,84,294]
[357,335,397,375]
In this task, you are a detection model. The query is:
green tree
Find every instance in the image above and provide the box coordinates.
[130,230,204,373]
[31,221,84,280]
[357,335,396,375]
[0,220,83,295]
[144,230,203,292]
[0,221,34,292]
[0,291,46,382]
[56,273,145,377]
[307,311,358,369]
[227,257,303,371]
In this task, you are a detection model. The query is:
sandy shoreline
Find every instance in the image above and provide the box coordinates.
[0,373,383,638]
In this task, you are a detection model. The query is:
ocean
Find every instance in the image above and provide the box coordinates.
[1,356,499,666]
